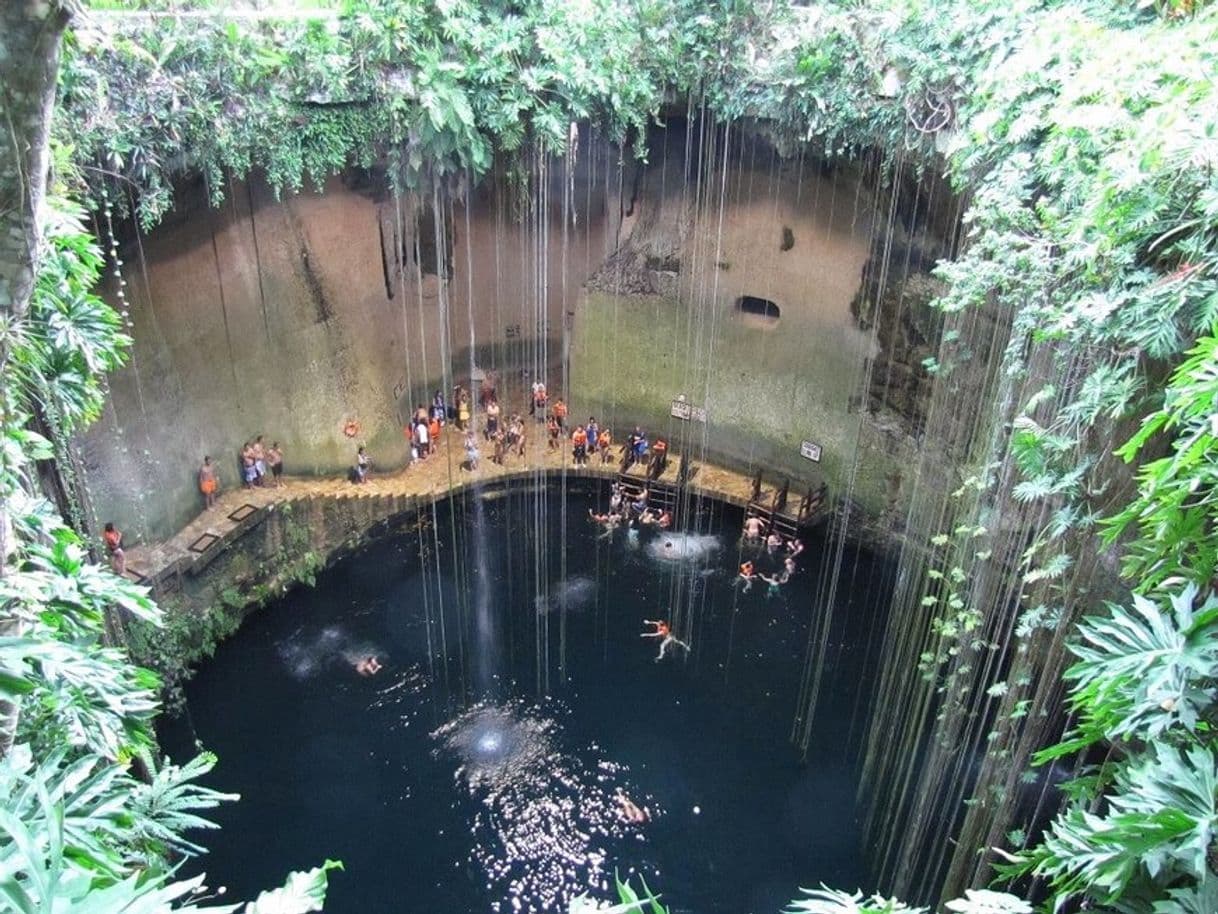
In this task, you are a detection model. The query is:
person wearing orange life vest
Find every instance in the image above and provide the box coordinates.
[649,437,669,479]
[737,560,757,593]
[597,427,612,464]
[103,522,125,576]
[641,619,690,662]
[571,424,588,465]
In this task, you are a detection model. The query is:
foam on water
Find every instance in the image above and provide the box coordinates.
[533,576,597,614]
[646,532,721,564]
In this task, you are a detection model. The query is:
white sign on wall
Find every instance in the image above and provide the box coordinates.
[800,440,822,462]
[671,398,708,422]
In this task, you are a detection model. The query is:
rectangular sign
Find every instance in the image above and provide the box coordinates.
[671,400,708,422]
[800,440,822,462]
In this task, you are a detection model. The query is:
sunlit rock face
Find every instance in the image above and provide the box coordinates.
[83,124,955,543]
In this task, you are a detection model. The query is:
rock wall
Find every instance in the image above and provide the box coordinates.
[80,146,622,540]
[81,125,957,543]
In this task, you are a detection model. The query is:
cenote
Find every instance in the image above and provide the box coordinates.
[9,4,1210,913]
[163,480,892,914]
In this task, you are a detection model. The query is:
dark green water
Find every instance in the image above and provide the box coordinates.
[163,480,892,914]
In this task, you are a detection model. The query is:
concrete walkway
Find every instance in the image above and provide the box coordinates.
[123,426,767,587]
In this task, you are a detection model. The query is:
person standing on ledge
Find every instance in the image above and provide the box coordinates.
[354,445,371,483]
[267,442,284,488]
[103,522,125,576]
[198,456,219,509]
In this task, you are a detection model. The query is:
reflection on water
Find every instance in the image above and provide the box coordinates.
[435,701,651,913]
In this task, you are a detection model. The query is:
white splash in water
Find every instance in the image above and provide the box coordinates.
[646,532,721,564]
[534,576,597,614]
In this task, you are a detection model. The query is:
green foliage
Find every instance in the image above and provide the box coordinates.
[1005,585,1218,910]
[781,886,1028,914]
[59,0,764,226]
[1,205,338,912]
[1007,742,1218,905]
[1106,333,1218,592]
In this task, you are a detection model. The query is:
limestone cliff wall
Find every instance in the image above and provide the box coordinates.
[80,126,953,543]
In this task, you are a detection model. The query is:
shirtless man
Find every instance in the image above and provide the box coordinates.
[267,443,284,488]
[485,398,502,440]
[743,516,766,541]
[198,456,219,508]
[641,619,690,662]
[766,530,784,552]
[355,655,382,676]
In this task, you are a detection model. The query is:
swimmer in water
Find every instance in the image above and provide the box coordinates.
[641,619,691,662]
[616,791,649,824]
[737,560,756,593]
[657,509,673,530]
[766,531,783,552]
[743,516,766,542]
[355,656,382,676]
[787,537,805,559]
[760,569,792,598]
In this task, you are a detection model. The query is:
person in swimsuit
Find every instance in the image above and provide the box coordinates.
[240,442,258,488]
[641,619,690,662]
[743,516,766,541]
[355,656,382,676]
[485,398,501,441]
[616,791,649,824]
[572,424,588,465]
[737,560,756,593]
[267,443,284,487]
[252,436,267,485]
[198,456,219,508]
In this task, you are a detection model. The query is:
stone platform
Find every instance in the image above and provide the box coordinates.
[122,427,792,588]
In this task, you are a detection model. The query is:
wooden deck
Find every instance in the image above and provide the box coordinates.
[122,426,824,587]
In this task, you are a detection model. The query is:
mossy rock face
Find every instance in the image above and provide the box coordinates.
[569,290,924,517]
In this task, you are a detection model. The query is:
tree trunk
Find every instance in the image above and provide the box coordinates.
[0,0,73,761]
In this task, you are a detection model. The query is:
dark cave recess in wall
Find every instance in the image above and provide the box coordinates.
[735,295,781,324]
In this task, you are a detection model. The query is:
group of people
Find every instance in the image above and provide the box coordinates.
[737,515,805,597]
[621,427,669,480]
[587,481,673,536]
[238,436,284,491]
[568,416,611,466]
[189,438,284,511]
